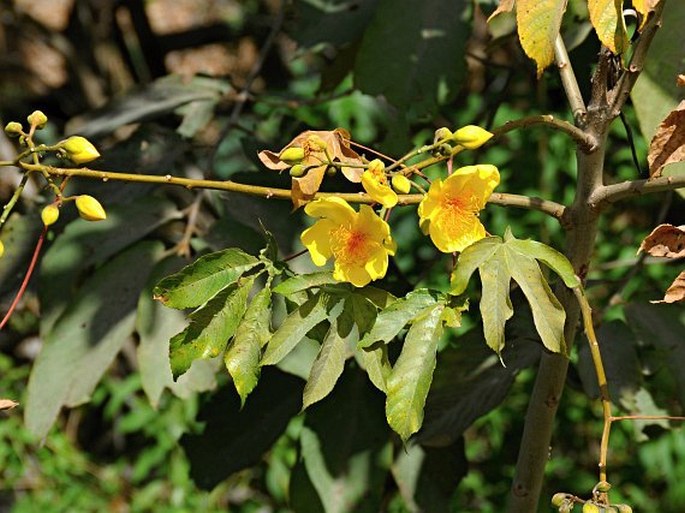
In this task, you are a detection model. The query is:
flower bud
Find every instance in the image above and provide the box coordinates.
[0,240,4,258]
[551,493,570,508]
[582,502,600,513]
[452,125,493,149]
[325,165,337,176]
[594,481,611,493]
[41,204,60,226]
[279,146,305,165]
[4,122,23,137]
[615,505,632,513]
[433,127,453,145]
[60,136,101,164]
[27,110,48,129]
[289,164,306,177]
[307,135,328,151]
[391,174,412,194]
[75,195,107,222]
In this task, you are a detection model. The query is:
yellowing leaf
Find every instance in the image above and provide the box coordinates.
[647,100,685,177]
[588,0,629,54]
[516,0,568,76]
[633,0,661,30]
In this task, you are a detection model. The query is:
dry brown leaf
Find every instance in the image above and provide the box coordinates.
[0,399,19,411]
[258,129,365,208]
[487,0,516,22]
[651,270,685,304]
[677,74,685,88]
[648,100,685,177]
[639,224,685,258]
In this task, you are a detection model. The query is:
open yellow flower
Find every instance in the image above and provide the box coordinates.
[361,159,398,208]
[418,165,500,253]
[301,197,396,287]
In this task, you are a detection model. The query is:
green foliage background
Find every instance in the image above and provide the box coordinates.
[0,1,684,512]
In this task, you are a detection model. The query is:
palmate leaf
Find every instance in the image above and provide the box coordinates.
[169,276,255,378]
[451,228,579,357]
[153,248,260,309]
[386,303,445,442]
[224,287,272,406]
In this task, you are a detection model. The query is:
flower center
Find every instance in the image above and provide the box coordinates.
[331,225,372,265]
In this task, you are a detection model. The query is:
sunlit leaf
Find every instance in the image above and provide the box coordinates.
[358,289,442,348]
[588,0,628,54]
[169,276,255,379]
[355,343,392,393]
[505,233,581,288]
[479,255,513,356]
[516,0,568,76]
[153,248,260,309]
[225,287,272,405]
[273,271,338,295]
[386,303,444,442]
[450,237,501,295]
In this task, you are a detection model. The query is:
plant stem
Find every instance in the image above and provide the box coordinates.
[591,174,685,205]
[0,172,29,228]
[491,114,596,151]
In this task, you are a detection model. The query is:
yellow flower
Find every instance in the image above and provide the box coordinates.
[418,165,500,253]
[361,159,398,208]
[301,197,396,287]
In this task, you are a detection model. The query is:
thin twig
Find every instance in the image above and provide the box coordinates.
[554,35,587,123]
[491,114,596,152]
[591,174,685,206]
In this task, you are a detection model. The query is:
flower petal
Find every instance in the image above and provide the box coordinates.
[301,219,336,266]
[430,212,486,253]
[304,196,356,224]
[361,171,398,208]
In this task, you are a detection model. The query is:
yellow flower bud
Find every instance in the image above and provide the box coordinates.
[289,164,306,177]
[433,127,453,145]
[391,174,412,194]
[306,135,328,151]
[278,146,305,165]
[60,136,101,164]
[27,110,48,129]
[4,122,23,137]
[41,204,60,226]
[452,125,493,149]
[75,195,107,222]
[582,502,600,513]
[0,240,4,258]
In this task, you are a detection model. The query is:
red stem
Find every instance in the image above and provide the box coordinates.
[0,225,47,330]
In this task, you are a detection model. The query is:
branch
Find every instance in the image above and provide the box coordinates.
[609,2,665,117]
[491,114,596,152]
[591,174,685,206]
[554,35,587,123]
[19,162,567,219]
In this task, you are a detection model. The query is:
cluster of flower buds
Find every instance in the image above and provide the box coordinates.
[551,492,632,513]
[39,195,107,228]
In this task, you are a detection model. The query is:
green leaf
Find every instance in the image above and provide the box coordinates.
[302,308,357,409]
[273,271,338,295]
[169,276,255,379]
[450,237,501,295]
[354,0,468,112]
[224,287,272,406]
[182,367,303,490]
[293,0,381,48]
[355,343,392,393]
[358,289,441,348]
[261,293,341,366]
[507,236,581,288]
[479,256,513,356]
[386,303,445,442]
[26,241,164,438]
[153,248,259,309]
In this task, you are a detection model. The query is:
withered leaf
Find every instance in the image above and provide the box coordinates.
[677,74,685,88]
[639,224,685,258]
[0,399,18,411]
[651,270,685,304]
[648,100,685,177]
[487,0,515,22]
[258,129,365,208]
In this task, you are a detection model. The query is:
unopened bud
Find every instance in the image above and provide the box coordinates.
[60,136,101,164]
[595,481,611,493]
[433,127,453,145]
[27,110,48,129]
[307,135,327,151]
[615,505,632,513]
[452,125,493,149]
[75,195,106,222]
[551,493,570,508]
[41,204,60,226]
[4,122,23,137]
[289,164,306,177]
[279,146,305,165]
[325,165,337,176]
[582,502,600,513]
[391,174,412,194]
